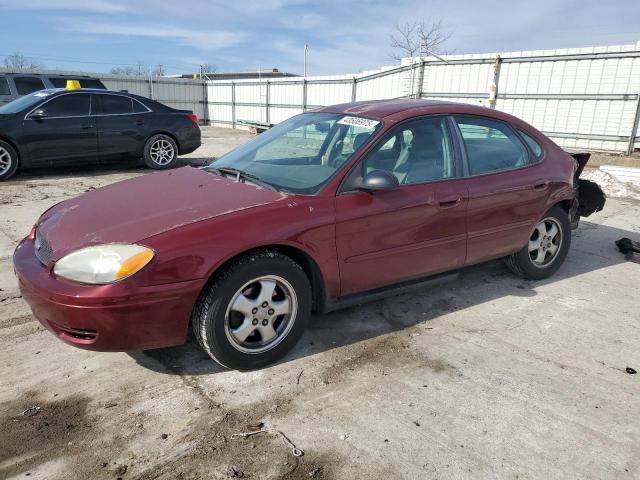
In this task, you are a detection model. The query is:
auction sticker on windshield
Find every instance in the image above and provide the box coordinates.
[337,116,380,129]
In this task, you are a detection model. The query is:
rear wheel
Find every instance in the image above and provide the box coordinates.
[143,134,178,169]
[192,250,312,370]
[0,140,18,181]
[505,205,570,280]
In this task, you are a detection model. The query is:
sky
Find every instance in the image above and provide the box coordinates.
[1,0,639,76]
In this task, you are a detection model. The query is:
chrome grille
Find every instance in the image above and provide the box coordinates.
[34,229,53,266]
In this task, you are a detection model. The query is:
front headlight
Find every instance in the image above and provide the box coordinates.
[53,244,154,284]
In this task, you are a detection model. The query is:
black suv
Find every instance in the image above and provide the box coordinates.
[0,73,106,105]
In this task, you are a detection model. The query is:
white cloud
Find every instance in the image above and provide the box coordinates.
[63,21,243,50]
[0,0,127,13]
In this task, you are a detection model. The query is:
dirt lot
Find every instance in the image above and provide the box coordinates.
[1,127,639,479]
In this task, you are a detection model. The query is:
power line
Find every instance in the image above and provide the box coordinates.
[0,52,201,72]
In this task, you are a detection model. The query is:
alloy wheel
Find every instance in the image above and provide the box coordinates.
[149,138,175,166]
[0,146,12,176]
[528,217,562,267]
[224,275,298,354]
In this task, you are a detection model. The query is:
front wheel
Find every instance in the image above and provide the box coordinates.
[143,134,178,169]
[0,140,19,181]
[505,205,571,280]
[192,251,312,370]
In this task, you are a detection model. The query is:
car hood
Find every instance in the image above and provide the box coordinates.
[37,166,288,259]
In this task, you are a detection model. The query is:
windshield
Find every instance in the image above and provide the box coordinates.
[0,90,54,114]
[210,112,382,194]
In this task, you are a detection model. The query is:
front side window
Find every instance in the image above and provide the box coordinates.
[455,116,529,175]
[100,95,133,115]
[14,76,45,95]
[211,112,382,194]
[0,77,10,96]
[40,94,91,117]
[362,116,455,185]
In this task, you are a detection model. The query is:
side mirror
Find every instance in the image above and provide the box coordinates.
[29,109,48,119]
[358,170,399,192]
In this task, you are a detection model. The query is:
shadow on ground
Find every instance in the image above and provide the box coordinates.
[130,218,635,376]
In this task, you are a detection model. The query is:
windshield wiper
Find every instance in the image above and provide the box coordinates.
[206,166,278,191]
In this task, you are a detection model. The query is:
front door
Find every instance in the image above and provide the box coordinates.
[335,115,468,296]
[22,93,97,166]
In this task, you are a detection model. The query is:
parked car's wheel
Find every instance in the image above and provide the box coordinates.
[143,134,178,169]
[0,140,19,181]
[505,205,571,280]
[192,250,312,370]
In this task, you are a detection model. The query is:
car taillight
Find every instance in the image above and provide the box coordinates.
[187,113,198,124]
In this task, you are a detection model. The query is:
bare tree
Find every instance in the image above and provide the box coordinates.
[390,20,451,61]
[110,61,149,76]
[201,63,217,74]
[3,52,44,71]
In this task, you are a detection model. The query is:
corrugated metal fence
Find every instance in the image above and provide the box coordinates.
[100,74,207,122]
[207,43,640,154]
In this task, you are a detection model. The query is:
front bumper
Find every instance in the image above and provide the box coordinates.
[13,238,205,352]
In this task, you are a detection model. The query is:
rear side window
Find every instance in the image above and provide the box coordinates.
[454,116,529,175]
[41,94,91,117]
[518,130,544,159]
[133,99,149,113]
[48,78,106,89]
[14,76,45,95]
[100,95,133,114]
[0,77,10,96]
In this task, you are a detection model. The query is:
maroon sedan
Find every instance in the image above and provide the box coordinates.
[13,100,604,370]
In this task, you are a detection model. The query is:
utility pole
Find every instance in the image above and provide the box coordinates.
[303,44,308,77]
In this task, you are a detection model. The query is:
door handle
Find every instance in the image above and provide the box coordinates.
[438,196,462,209]
[80,123,93,130]
[136,120,144,126]
[533,181,549,191]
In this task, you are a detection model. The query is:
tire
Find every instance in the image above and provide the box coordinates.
[143,134,178,169]
[505,205,571,280]
[192,250,312,370]
[0,140,19,181]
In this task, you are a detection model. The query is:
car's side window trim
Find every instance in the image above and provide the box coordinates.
[451,114,542,178]
[24,92,152,120]
[337,114,460,195]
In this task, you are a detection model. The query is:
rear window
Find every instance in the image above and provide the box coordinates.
[48,78,106,89]
[0,77,10,96]
[100,95,133,114]
[14,76,46,95]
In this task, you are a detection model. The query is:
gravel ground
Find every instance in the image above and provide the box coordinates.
[1,127,639,479]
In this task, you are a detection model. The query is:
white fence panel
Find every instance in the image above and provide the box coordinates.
[205,42,640,152]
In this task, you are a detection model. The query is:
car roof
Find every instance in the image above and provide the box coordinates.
[315,99,501,120]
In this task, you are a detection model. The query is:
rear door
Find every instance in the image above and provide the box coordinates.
[335,115,468,295]
[95,93,150,161]
[22,93,98,166]
[452,115,549,264]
